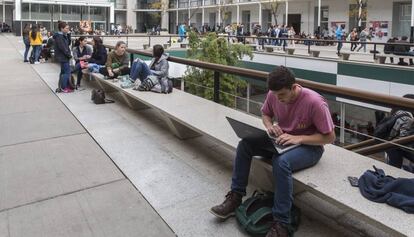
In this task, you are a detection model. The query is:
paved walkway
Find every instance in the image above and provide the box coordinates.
[0,35,174,237]
[3,34,347,237]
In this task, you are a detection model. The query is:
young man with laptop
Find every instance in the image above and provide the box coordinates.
[210,66,335,237]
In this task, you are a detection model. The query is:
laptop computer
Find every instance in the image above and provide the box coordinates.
[226,117,300,154]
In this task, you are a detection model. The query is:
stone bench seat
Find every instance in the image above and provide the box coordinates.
[376,54,414,64]
[87,72,414,237]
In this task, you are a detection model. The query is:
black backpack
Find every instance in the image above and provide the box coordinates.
[91,89,115,104]
[374,113,411,139]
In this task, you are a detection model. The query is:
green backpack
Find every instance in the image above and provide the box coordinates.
[235,191,301,237]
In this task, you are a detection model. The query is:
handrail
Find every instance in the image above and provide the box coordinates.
[104,43,414,111]
[353,135,414,155]
[74,34,414,47]
[343,138,377,150]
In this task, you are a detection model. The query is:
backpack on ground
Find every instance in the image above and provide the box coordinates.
[55,74,76,93]
[91,89,115,104]
[374,112,411,139]
[235,191,301,237]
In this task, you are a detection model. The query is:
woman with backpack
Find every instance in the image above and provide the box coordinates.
[29,24,43,64]
[22,24,31,62]
[53,21,73,93]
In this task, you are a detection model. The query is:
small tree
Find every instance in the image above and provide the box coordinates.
[183,32,254,107]
[217,0,234,27]
[261,0,283,26]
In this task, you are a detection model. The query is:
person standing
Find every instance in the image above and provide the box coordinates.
[53,21,73,93]
[22,24,31,62]
[350,28,358,51]
[29,25,43,64]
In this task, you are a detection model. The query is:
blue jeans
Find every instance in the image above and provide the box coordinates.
[386,147,414,169]
[337,41,343,53]
[60,62,71,89]
[130,60,152,82]
[231,139,324,224]
[33,45,41,62]
[73,62,83,86]
[24,43,30,61]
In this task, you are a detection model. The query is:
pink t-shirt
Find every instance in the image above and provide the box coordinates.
[261,87,334,136]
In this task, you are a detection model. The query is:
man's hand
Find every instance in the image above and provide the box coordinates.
[108,70,114,77]
[266,124,284,137]
[276,133,302,145]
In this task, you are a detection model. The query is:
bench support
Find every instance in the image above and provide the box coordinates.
[95,79,118,93]
[158,111,201,139]
[119,92,150,110]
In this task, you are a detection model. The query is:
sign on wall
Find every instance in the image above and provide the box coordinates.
[369,21,389,41]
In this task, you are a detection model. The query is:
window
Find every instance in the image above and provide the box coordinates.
[314,6,329,33]
[22,3,30,19]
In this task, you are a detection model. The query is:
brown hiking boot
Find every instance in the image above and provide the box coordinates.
[210,191,242,219]
[266,221,288,237]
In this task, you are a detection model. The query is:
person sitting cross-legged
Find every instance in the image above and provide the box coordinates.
[99,41,130,79]
[210,66,336,237]
[129,44,169,83]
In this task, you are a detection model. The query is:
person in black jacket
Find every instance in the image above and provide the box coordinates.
[383,37,397,64]
[53,21,73,93]
[88,36,107,66]
[394,36,414,66]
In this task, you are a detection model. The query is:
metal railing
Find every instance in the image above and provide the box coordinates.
[73,34,414,63]
[74,35,414,155]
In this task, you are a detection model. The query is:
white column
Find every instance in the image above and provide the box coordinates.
[188,0,191,24]
[285,0,288,26]
[317,0,321,29]
[258,3,262,26]
[236,5,240,24]
[411,0,414,27]
[202,8,205,26]
[15,0,21,21]
[218,0,221,26]
[202,0,205,26]
[2,3,5,23]
[110,2,115,24]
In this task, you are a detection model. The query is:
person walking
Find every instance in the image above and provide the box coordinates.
[357,27,368,52]
[336,25,344,55]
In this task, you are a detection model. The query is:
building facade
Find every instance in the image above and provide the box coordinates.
[7,0,414,39]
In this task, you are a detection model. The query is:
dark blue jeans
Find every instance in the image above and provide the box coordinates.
[24,43,30,61]
[60,62,71,89]
[130,60,152,82]
[386,148,414,169]
[73,62,83,86]
[337,41,343,53]
[33,45,41,62]
[231,139,323,224]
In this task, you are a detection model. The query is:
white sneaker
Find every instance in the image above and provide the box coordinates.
[34,61,40,64]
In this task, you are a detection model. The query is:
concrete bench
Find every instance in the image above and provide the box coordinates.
[340,52,351,60]
[246,44,257,51]
[143,44,150,50]
[309,50,320,57]
[376,54,414,64]
[86,72,414,237]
